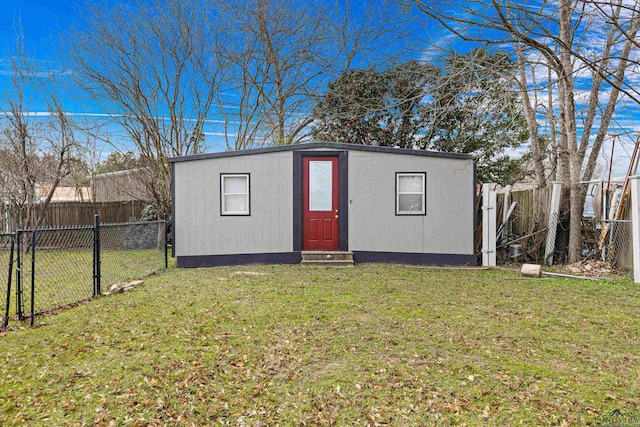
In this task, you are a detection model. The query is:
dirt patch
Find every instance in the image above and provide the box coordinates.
[556,260,615,278]
[232,271,269,276]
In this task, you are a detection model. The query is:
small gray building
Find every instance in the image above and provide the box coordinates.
[170,142,476,267]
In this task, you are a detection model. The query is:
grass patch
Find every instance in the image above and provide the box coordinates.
[0,264,638,425]
[1,249,165,318]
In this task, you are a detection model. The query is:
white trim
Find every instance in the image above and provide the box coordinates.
[396,173,426,215]
[221,174,250,215]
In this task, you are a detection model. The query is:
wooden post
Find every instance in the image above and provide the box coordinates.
[631,176,640,283]
[482,183,496,266]
[544,181,562,265]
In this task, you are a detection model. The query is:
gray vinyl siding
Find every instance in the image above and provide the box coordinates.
[173,145,474,260]
[174,151,293,256]
[347,151,474,255]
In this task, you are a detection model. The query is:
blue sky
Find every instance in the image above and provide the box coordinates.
[0,0,231,156]
[1,0,430,156]
[1,0,640,179]
[0,0,73,62]
[0,0,125,157]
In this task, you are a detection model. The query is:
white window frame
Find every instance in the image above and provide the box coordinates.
[396,172,426,215]
[220,173,250,216]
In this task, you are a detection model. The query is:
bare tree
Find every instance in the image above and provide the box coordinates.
[67,0,220,215]
[213,0,420,149]
[515,44,546,188]
[0,30,81,230]
[413,0,640,262]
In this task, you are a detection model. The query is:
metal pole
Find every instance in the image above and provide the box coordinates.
[94,214,101,296]
[30,231,35,327]
[164,214,168,269]
[3,236,15,328]
[16,231,22,320]
[93,214,97,296]
[601,179,607,221]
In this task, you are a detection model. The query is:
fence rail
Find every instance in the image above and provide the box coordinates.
[1,216,168,329]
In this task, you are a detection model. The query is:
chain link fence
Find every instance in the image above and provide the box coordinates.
[1,233,15,328]
[1,217,169,329]
[100,221,167,289]
[581,219,633,273]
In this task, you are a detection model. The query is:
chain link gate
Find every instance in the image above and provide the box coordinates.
[16,225,96,326]
[1,215,169,329]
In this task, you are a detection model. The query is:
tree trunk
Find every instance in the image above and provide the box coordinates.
[516,44,546,188]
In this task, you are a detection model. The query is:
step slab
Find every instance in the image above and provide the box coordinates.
[300,259,354,267]
[301,251,354,262]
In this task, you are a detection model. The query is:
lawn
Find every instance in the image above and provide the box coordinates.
[0,264,638,426]
[1,248,165,320]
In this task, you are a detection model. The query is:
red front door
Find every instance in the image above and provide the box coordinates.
[302,156,339,250]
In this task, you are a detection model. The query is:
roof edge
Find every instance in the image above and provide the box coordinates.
[169,141,474,163]
[93,167,150,178]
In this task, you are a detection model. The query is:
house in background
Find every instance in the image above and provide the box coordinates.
[170,142,476,267]
[36,183,91,203]
[92,168,151,202]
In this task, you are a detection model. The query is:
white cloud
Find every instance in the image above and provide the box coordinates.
[420,33,458,62]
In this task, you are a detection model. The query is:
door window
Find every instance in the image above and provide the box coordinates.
[309,161,333,211]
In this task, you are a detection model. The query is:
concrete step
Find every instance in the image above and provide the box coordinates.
[301,259,354,267]
[301,251,354,266]
[301,251,353,262]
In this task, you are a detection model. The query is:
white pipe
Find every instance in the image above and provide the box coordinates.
[631,176,640,283]
[482,183,497,267]
[542,271,599,281]
[544,181,562,265]
[502,185,512,242]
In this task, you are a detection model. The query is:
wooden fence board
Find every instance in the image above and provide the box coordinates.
[0,200,148,230]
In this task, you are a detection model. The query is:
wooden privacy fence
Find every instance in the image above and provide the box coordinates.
[497,186,553,238]
[487,183,634,270]
[1,200,148,231]
[484,185,554,264]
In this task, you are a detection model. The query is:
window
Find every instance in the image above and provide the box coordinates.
[309,160,333,211]
[221,173,250,215]
[396,172,426,215]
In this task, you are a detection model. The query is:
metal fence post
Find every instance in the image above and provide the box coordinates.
[3,235,15,328]
[94,214,101,296]
[482,183,497,266]
[630,176,640,283]
[164,214,168,269]
[16,231,22,320]
[93,217,96,296]
[30,231,36,327]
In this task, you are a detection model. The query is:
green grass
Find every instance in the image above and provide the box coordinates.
[0,264,639,425]
[1,249,165,318]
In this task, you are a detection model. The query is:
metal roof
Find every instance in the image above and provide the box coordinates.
[169,141,474,163]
